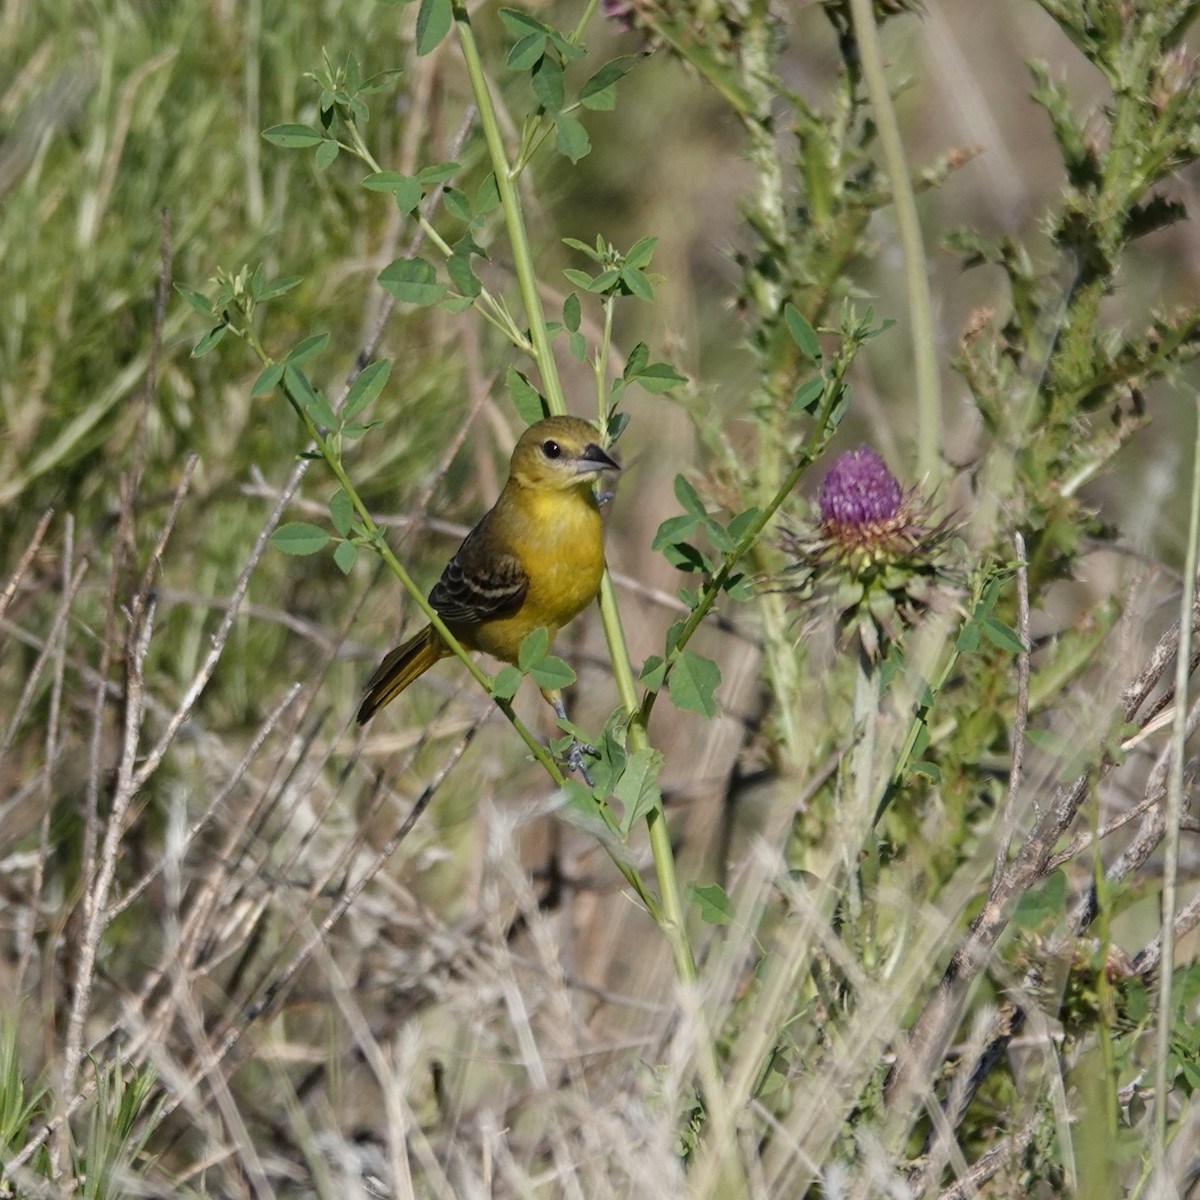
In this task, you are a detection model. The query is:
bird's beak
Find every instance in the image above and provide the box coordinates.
[576,442,621,472]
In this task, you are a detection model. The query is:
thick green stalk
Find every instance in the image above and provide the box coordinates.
[451,2,694,980]
[847,0,942,484]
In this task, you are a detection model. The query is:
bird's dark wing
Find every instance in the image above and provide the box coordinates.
[428,517,529,625]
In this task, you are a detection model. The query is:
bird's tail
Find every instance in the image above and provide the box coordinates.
[357,625,447,724]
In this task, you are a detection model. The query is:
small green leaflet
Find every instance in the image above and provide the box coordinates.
[491,665,523,700]
[614,747,664,834]
[271,523,330,556]
[378,257,446,306]
[554,112,590,162]
[285,332,330,365]
[980,616,1026,655]
[251,363,285,397]
[578,57,633,110]
[363,171,422,213]
[343,359,391,420]
[415,0,452,55]
[668,650,721,717]
[784,302,822,361]
[518,626,550,668]
[507,366,549,423]
[262,124,324,148]
[333,540,358,575]
[328,488,354,536]
[687,882,735,926]
[529,655,576,691]
[532,55,565,112]
[639,655,667,691]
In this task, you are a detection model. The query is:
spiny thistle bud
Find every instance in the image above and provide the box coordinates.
[780,446,958,660]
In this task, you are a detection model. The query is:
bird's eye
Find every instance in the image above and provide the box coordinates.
[541,439,562,459]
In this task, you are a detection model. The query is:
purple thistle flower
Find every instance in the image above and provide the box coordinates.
[818,446,903,529]
[778,446,959,659]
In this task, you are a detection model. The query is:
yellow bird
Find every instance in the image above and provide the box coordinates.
[357,415,619,727]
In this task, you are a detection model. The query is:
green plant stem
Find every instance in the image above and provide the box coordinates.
[451,1,695,980]
[1153,394,1200,1154]
[846,651,879,914]
[453,5,565,414]
[847,0,942,484]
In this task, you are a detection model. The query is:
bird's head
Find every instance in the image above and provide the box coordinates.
[508,416,621,492]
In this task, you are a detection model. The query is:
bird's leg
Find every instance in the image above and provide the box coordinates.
[543,688,595,787]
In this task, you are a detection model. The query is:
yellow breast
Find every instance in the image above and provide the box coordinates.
[472,485,605,662]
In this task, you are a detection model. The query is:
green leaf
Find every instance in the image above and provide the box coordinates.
[314,140,339,170]
[726,507,762,542]
[363,171,422,212]
[518,626,550,669]
[620,264,654,300]
[507,366,549,423]
[563,268,595,290]
[271,523,330,556]
[499,7,555,36]
[476,173,501,213]
[705,518,734,553]
[568,330,587,363]
[639,655,666,691]
[416,160,460,184]
[651,512,700,551]
[674,474,707,517]
[415,0,452,55]
[251,362,285,397]
[590,268,620,292]
[262,123,324,148]
[507,32,548,70]
[258,275,303,302]
[443,186,472,221]
[634,362,687,393]
[563,292,581,332]
[623,341,649,381]
[343,359,392,420]
[784,302,822,360]
[333,539,358,575]
[284,366,338,429]
[614,747,664,834]
[491,665,523,700]
[191,324,227,357]
[580,57,634,110]
[447,234,483,298]
[624,235,657,269]
[176,285,216,318]
[687,881,735,926]
[553,111,590,162]
[285,332,330,364]
[531,54,565,112]
[529,655,576,691]
[669,650,721,717]
[981,616,1026,655]
[378,257,446,306]
[628,236,657,270]
[790,376,825,413]
[562,236,604,263]
[329,489,354,536]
